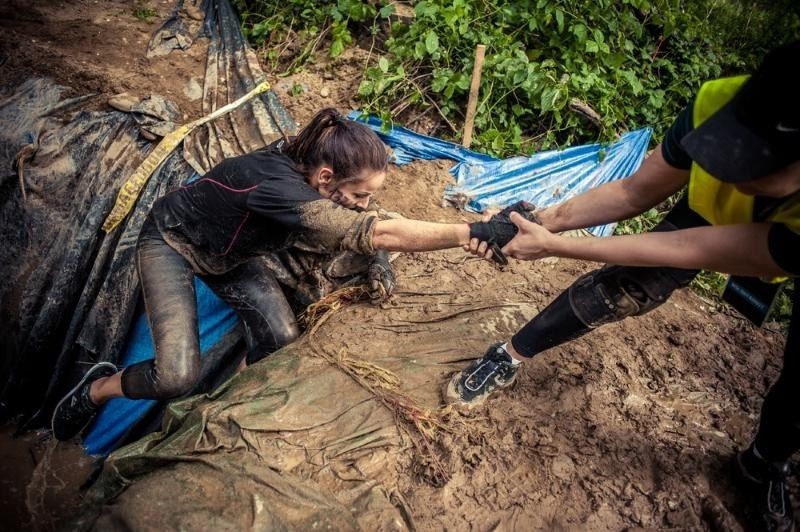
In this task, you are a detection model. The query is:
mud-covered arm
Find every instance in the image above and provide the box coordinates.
[295,200,380,255]
[502,212,794,278]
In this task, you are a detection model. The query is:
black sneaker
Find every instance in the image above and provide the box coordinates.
[445,343,518,406]
[51,362,117,441]
[736,446,796,532]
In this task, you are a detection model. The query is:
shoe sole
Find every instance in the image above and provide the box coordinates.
[51,361,117,441]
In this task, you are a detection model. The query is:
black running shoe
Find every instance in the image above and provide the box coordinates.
[51,362,117,441]
[736,446,796,532]
[445,343,518,406]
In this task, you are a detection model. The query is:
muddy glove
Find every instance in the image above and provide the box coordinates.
[468,201,539,266]
[368,250,395,303]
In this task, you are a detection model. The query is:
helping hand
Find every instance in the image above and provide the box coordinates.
[463,209,496,260]
[500,211,556,261]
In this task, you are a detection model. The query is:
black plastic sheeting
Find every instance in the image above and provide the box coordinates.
[0,0,295,426]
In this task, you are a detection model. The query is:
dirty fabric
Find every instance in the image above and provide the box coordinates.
[0,0,295,423]
[71,281,541,529]
[74,343,412,531]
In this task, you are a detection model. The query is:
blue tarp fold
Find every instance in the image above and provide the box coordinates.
[351,112,652,237]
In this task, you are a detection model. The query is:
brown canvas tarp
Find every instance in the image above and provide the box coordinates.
[70,291,531,530]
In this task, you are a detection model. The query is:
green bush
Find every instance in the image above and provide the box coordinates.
[234,0,391,72]
[234,0,798,156]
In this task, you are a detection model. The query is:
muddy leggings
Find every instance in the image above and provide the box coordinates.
[510,197,800,462]
[120,218,299,400]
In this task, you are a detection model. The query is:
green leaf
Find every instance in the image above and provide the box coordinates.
[620,70,644,95]
[431,71,450,92]
[491,133,504,153]
[555,9,564,32]
[585,40,599,53]
[414,41,426,59]
[378,56,389,73]
[416,1,439,18]
[540,86,561,112]
[330,38,345,57]
[358,80,374,97]
[425,31,439,54]
[379,4,395,18]
[570,23,587,40]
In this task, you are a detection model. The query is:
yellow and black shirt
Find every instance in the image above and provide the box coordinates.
[660,78,800,276]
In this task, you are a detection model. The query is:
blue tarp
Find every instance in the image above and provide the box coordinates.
[351,112,652,237]
[83,278,238,456]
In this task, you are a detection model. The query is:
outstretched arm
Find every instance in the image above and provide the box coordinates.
[502,212,792,278]
[536,145,689,232]
[372,218,470,251]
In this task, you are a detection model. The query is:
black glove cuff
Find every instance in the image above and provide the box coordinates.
[469,222,495,243]
[470,220,518,247]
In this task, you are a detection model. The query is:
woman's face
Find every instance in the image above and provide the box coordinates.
[313,167,385,210]
[733,160,800,198]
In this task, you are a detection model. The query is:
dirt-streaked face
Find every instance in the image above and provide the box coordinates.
[311,166,386,210]
[733,160,800,198]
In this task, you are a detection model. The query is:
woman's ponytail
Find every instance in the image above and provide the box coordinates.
[283,108,340,164]
[284,107,387,185]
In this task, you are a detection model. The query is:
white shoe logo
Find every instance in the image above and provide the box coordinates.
[776,123,800,133]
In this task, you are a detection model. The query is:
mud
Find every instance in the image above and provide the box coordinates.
[0,0,206,120]
[0,1,792,531]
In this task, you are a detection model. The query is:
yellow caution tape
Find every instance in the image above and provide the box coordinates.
[102,81,271,233]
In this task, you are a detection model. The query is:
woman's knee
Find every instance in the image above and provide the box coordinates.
[152,358,200,399]
[246,320,300,364]
[272,319,300,348]
[121,354,200,400]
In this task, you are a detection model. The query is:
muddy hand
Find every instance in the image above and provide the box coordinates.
[368,250,395,303]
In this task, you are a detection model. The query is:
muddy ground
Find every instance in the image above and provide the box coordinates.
[0,1,792,530]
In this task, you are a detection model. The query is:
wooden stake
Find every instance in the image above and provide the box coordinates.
[463,44,486,148]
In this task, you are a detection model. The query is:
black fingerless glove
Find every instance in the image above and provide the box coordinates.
[468,201,539,265]
[469,201,538,246]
